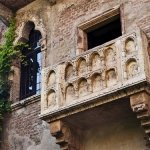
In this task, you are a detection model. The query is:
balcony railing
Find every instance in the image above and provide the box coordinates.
[40,29,149,120]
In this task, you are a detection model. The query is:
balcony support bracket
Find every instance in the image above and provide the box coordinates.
[130,91,150,148]
[50,120,81,150]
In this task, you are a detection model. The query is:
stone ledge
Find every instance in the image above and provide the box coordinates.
[11,94,41,111]
[40,80,148,122]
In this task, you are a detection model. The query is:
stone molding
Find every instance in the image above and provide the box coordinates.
[40,81,147,122]
[11,94,40,111]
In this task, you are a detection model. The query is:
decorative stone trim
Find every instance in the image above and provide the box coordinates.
[11,94,41,111]
[40,81,147,122]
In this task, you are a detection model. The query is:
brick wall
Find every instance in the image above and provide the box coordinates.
[1,97,60,150]
[14,0,150,66]
[1,0,150,149]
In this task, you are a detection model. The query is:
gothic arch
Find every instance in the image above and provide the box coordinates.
[15,18,46,44]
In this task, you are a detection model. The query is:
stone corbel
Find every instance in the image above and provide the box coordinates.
[50,120,80,150]
[130,91,150,148]
[130,92,150,113]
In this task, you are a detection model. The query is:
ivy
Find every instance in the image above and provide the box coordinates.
[0,18,25,131]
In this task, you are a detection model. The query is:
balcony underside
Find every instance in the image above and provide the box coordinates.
[48,97,148,150]
[0,0,35,10]
[63,97,136,130]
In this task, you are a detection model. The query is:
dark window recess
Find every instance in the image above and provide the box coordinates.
[20,29,42,100]
[87,15,122,49]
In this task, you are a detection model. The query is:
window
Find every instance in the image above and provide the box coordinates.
[20,28,42,100]
[86,14,122,49]
[77,10,122,54]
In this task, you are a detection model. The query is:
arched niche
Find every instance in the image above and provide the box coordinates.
[126,58,138,78]
[47,70,56,87]
[65,63,74,81]
[105,47,116,67]
[78,78,88,97]
[90,52,101,71]
[125,38,136,54]
[92,73,103,92]
[65,84,75,103]
[47,89,56,107]
[77,58,87,76]
[106,68,117,87]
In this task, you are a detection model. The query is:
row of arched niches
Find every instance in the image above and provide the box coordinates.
[42,32,142,110]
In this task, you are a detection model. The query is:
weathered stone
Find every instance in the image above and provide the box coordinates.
[1,0,150,149]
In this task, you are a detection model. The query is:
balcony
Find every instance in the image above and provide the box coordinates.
[40,28,150,122]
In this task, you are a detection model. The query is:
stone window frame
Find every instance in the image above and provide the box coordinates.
[10,19,47,103]
[76,6,124,55]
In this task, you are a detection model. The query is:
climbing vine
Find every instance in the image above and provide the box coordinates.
[0,18,25,131]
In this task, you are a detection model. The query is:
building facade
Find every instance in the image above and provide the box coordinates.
[0,0,150,150]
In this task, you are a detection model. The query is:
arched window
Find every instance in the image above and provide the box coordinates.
[20,27,42,100]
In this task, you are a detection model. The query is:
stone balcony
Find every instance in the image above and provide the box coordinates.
[40,28,150,122]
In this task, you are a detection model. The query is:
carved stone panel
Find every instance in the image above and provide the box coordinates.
[105,48,116,67]
[47,71,56,87]
[125,38,136,54]
[66,84,75,103]
[78,58,87,76]
[106,69,117,87]
[92,74,103,92]
[47,90,56,107]
[126,59,139,79]
[65,64,74,81]
[91,53,101,71]
[78,78,88,97]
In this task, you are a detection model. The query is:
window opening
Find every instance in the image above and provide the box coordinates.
[86,14,122,49]
[20,28,42,100]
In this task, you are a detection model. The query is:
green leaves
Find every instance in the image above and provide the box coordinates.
[0,18,25,131]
